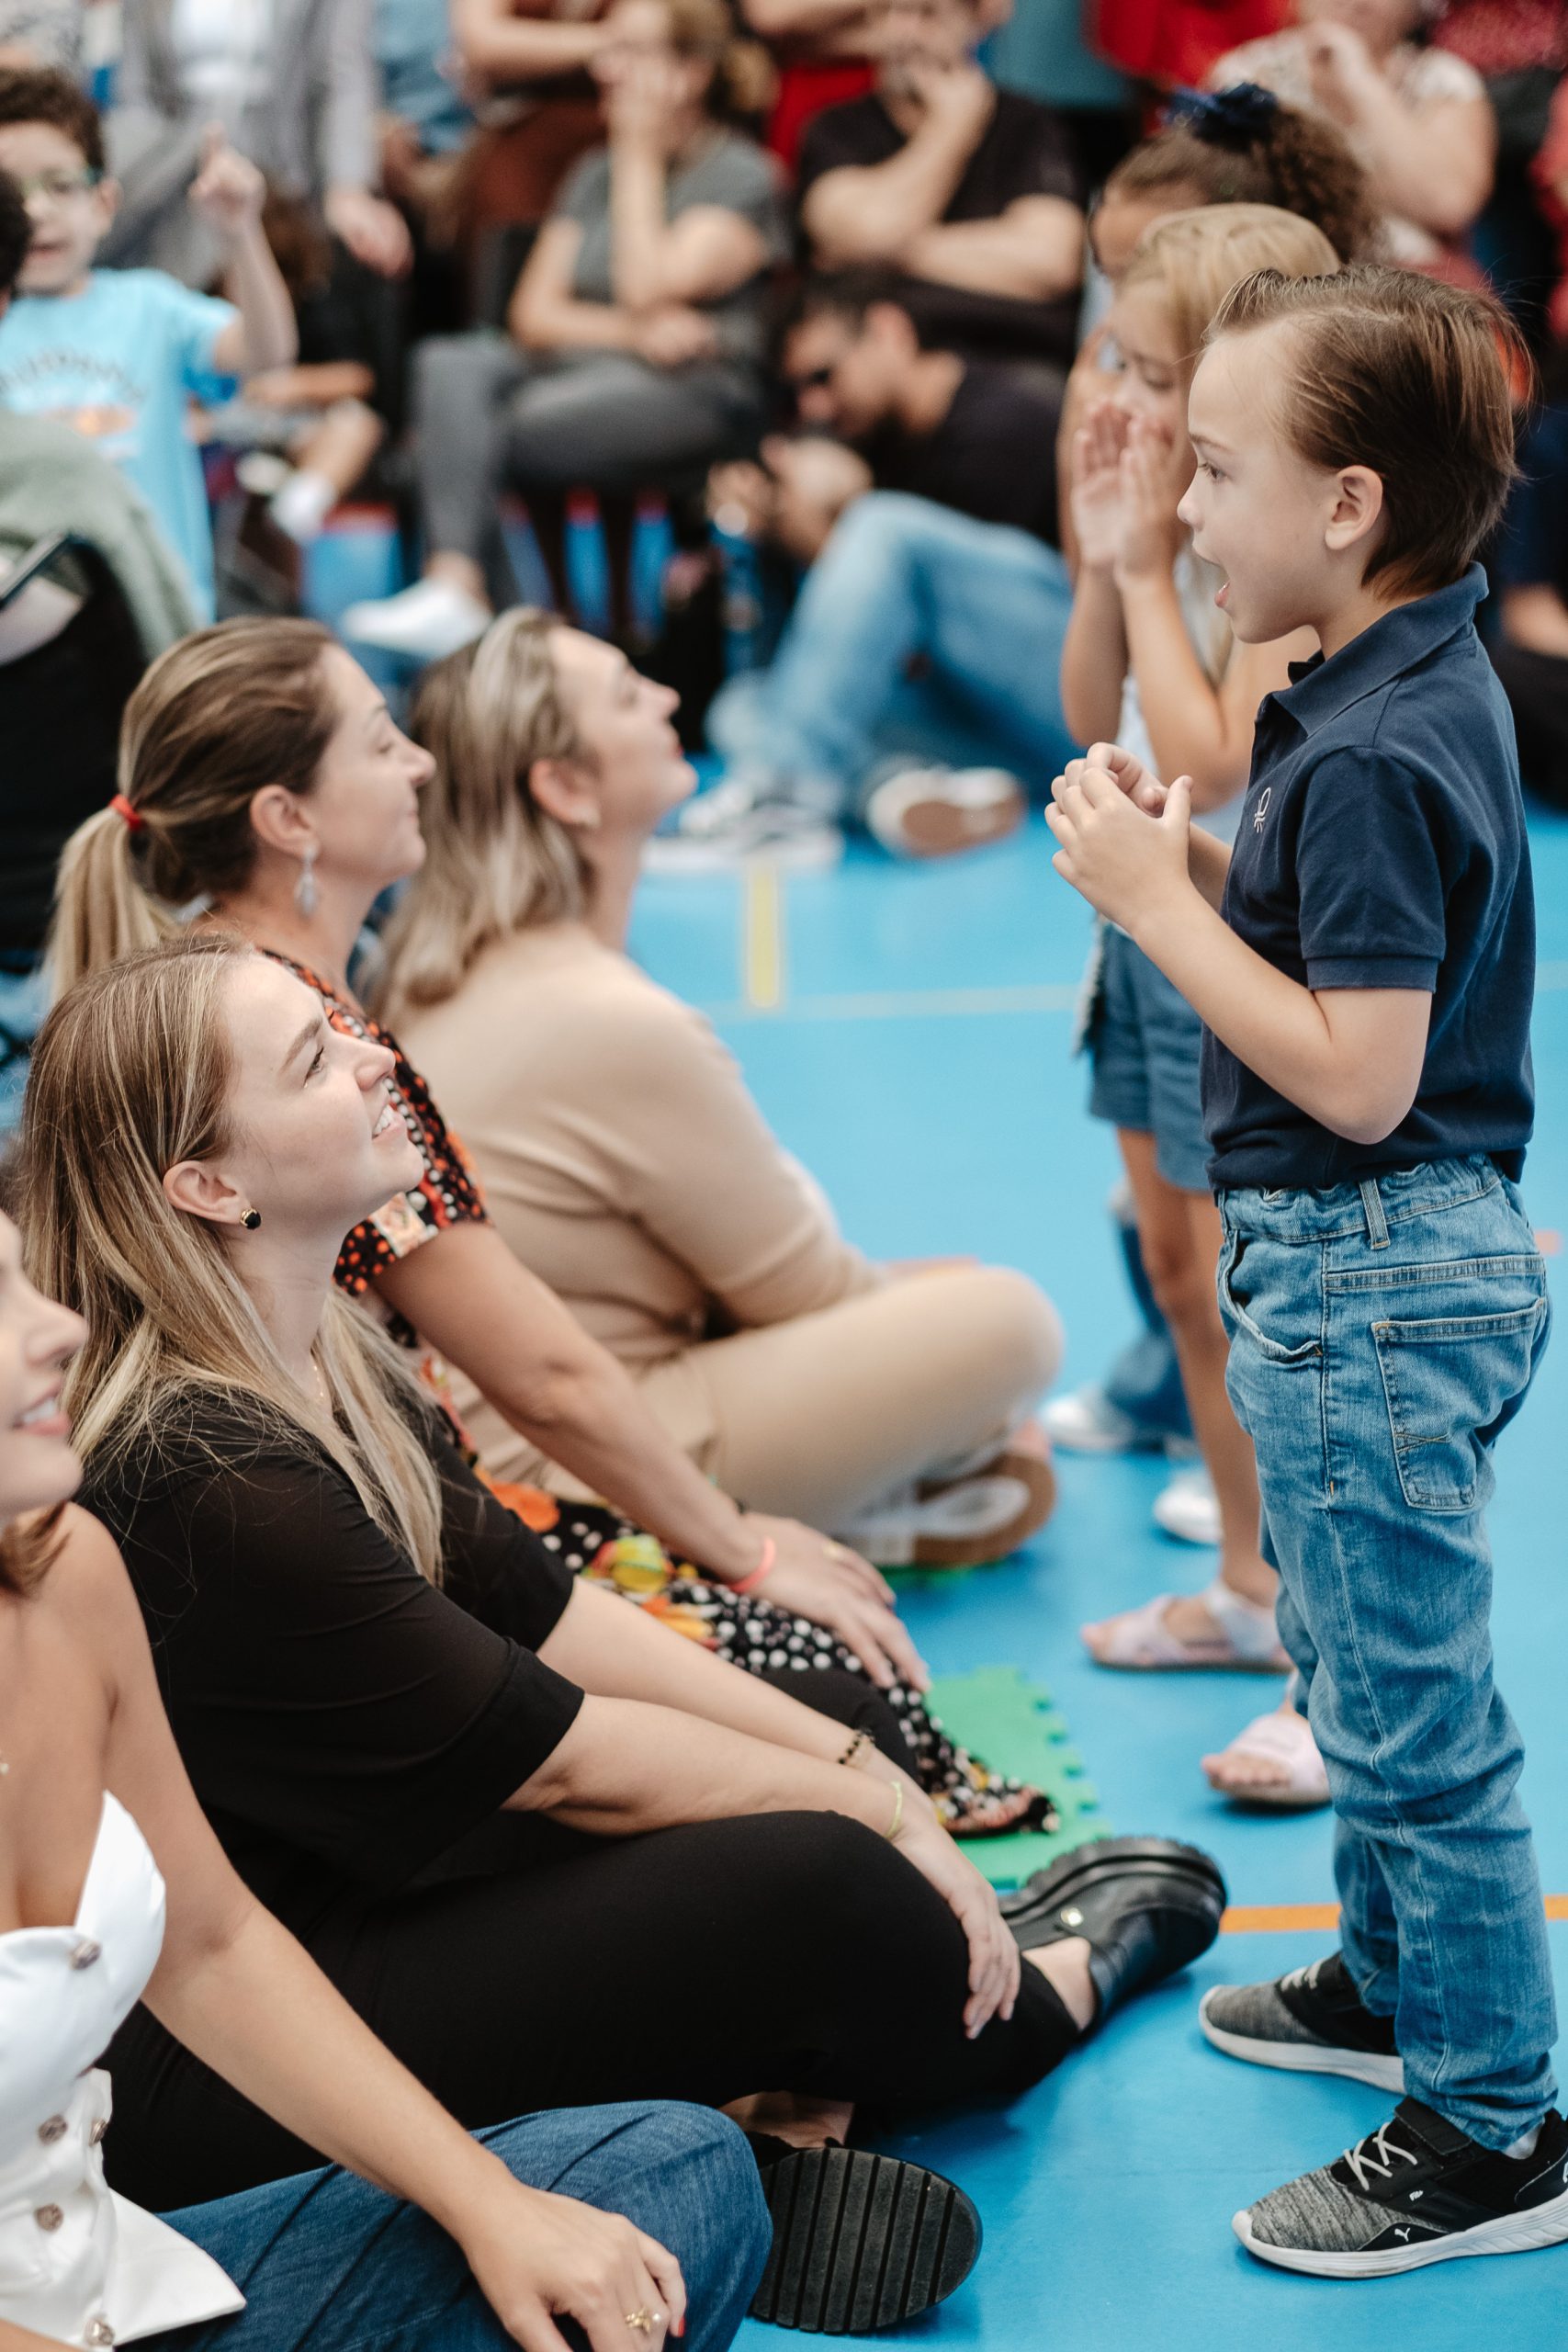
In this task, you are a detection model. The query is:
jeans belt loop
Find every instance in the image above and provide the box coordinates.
[1359,1175,1391,1250]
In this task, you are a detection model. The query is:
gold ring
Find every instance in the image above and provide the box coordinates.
[625,2312,656,2336]
[824,1541,852,1564]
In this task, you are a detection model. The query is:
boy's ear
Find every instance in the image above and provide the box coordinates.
[1325,464,1385,561]
[92,175,121,228]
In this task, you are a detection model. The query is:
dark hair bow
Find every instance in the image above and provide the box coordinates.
[1164,82,1280,148]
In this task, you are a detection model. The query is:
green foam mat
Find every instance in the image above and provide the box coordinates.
[925,1665,1111,1888]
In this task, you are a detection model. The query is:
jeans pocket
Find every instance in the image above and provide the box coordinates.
[1217,1231,1322,1365]
[1372,1296,1548,1512]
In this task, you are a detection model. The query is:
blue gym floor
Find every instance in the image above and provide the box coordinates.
[632,808,1568,2352]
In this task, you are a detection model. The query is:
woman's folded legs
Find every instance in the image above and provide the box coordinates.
[105,1811,1079,2211]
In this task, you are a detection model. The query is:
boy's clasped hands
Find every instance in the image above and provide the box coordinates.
[1047,741,1198,938]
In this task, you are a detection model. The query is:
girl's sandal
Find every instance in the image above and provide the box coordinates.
[1081,1577,1291,1671]
[1202,1705,1330,1812]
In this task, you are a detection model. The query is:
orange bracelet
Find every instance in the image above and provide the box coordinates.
[730,1535,777,1595]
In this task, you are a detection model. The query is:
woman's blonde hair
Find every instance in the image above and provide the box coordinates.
[380,609,587,1022]
[18,933,445,1583]
[1120,202,1340,377]
[48,616,339,1000]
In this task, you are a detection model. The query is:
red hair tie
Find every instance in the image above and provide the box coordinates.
[109,793,145,835]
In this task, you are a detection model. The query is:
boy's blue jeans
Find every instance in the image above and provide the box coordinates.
[1216,1156,1556,2148]
[143,2102,768,2352]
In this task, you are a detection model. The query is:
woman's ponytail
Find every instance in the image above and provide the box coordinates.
[44,616,337,1002]
[47,805,174,1002]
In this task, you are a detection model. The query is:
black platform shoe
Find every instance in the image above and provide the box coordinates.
[747,2138,981,2335]
[998,1835,1227,2026]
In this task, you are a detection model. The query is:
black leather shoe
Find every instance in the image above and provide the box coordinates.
[747,2140,981,2335]
[999,1835,1227,2027]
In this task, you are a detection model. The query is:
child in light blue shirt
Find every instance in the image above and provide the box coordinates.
[0,68,295,616]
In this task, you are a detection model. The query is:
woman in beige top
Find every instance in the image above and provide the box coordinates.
[386,608,1062,1564]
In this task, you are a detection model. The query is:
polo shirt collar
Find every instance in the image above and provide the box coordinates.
[1270,563,1488,736]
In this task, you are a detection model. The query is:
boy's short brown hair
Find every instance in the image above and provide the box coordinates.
[1207,264,1524,599]
[0,65,106,176]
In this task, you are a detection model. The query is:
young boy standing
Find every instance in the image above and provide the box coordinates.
[0,69,295,618]
[1048,265,1567,2277]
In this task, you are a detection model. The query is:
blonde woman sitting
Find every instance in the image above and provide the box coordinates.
[383,613,1063,1567]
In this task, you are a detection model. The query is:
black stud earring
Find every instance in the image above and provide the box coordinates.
[241,1208,262,1231]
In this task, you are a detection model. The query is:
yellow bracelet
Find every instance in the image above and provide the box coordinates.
[885,1781,904,1841]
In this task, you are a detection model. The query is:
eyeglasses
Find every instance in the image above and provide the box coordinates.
[16,168,102,204]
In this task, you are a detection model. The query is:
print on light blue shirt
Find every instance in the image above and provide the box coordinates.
[0,266,237,617]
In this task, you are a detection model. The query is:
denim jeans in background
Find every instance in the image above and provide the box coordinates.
[142,2102,769,2352]
[706,491,1077,820]
[1216,1157,1555,2147]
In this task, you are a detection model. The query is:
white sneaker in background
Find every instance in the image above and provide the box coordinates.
[340,577,492,659]
[1153,1465,1222,1546]
[269,468,338,546]
[646,774,844,872]
[1041,1383,1168,1455]
[863,765,1025,859]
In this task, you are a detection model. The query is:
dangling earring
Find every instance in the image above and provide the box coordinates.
[241,1207,262,1231]
[295,842,319,918]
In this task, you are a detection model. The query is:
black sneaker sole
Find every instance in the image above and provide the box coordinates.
[1234,2182,1568,2277]
[1199,1988,1405,2092]
[750,2146,981,2333]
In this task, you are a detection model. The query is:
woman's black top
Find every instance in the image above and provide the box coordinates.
[81,1396,583,1934]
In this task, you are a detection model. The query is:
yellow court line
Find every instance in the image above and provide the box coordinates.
[742,865,785,1012]
[1223,1897,1568,1934]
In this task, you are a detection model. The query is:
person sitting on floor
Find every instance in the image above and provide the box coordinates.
[381,608,1066,1577]
[661,265,1072,865]
[0,1196,770,2352]
[16,930,1228,2332]
[48,615,1060,1832]
[795,0,1085,369]
[343,0,787,661]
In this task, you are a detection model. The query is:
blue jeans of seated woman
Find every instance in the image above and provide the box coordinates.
[142,2102,768,2352]
[1217,1157,1555,2149]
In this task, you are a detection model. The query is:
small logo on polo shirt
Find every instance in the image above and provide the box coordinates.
[1253,786,1272,833]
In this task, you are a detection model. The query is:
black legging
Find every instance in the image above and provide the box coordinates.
[104,1673,1076,2210]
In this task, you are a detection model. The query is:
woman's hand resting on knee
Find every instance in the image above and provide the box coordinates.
[460,2178,687,2352]
[740,1515,931,1691]
[884,1781,1021,2038]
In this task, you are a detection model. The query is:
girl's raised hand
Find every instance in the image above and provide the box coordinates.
[1068,399,1130,573]
[1113,414,1183,584]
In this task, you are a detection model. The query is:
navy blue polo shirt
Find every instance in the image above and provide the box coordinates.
[1201,565,1536,1192]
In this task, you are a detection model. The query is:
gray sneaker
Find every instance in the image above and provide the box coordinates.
[1200,1951,1404,2092]
[1235,2099,1568,2278]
